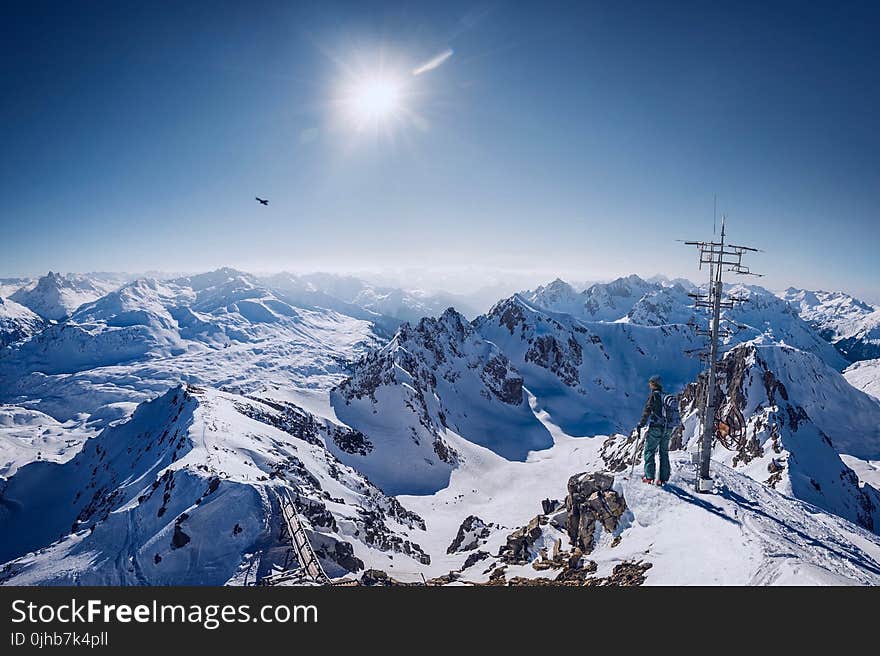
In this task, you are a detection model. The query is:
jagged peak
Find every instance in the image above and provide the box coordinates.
[537,277,575,292]
[391,307,473,349]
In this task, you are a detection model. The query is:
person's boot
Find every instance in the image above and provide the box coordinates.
[655,479,664,487]
[641,477,654,484]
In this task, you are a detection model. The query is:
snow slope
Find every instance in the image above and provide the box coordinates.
[845,359,880,401]
[391,403,880,585]
[0,406,93,478]
[0,385,430,585]
[0,269,381,421]
[0,297,44,348]
[330,308,552,495]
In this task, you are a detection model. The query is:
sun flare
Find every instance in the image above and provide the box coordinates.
[351,76,401,120]
[339,73,406,130]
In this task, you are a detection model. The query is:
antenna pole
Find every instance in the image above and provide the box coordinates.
[684,215,760,493]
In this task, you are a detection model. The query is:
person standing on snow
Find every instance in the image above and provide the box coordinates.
[635,374,671,486]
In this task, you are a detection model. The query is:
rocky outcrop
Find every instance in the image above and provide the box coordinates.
[565,472,627,553]
[680,343,880,532]
[481,354,525,405]
[359,569,398,586]
[313,539,364,573]
[498,515,547,564]
[600,432,641,473]
[494,560,650,586]
[495,472,627,569]
[462,550,490,570]
[525,334,582,387]
[447,515,492,554]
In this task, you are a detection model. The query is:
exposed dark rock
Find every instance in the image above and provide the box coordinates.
[234,398,323,447]
[498,515,547,564]
[498,559,650,586]
[525,335,582,387]
[542,498,561,514]
[481,354,525,405]
[314,540,364,573]
[171,524,190,549]
[553,556,597,582]
[359,569,396,586]
[447,515,492,554]
[600,432,641,473]
[356,508,431,564]
[329,426,373,456]
[426,571,461,585]
[462,550,490,570]
[600,560,652,586]
[565,472,627,554]
[488,566,507,583]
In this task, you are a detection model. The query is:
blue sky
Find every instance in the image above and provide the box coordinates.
[2,1,878,301]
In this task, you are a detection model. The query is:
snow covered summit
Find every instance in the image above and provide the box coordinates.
[10,271,119,321]
[330,308,552,495]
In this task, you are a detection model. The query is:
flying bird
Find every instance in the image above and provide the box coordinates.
[255,197,269,206]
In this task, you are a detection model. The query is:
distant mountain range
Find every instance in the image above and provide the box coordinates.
[2,269,879,585]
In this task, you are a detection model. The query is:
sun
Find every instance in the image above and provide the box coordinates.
[351,76,402,121]
[339,73,406,130]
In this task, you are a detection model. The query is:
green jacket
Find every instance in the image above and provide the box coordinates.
[637,389,664,429]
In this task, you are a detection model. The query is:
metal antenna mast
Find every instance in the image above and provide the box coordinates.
[685,216,761,493]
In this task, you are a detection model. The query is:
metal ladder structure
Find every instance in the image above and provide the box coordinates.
[268,488,331,585]
[260,488,359,586]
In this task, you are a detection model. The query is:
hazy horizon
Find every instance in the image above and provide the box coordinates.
[2,264,878,307]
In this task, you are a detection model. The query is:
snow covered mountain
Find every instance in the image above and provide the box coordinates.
[522,276,846,370]
[780,287,880,362]
[0,385,431,585]
[0,297,44,348]
[330,308,552,495]
[10,272,122,321]
[0,278,35,299]
[835,310,880,362]
[474,293,704,435]
[523,275,662,322]
[719,284,848,370]
[0,268,381,423]
[263,272,480,325]
[780,287,876,340]
[2,268,880,586]
[676,344,880,531]
[5,382,879,586]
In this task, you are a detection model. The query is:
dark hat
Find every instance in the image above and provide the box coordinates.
[648,374,663,387]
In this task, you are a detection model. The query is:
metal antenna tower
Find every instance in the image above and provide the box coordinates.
[685,216,761,493]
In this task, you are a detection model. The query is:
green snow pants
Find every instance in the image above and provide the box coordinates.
[643,425,671,482]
